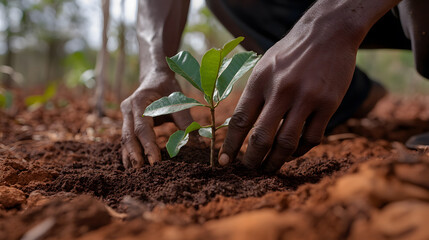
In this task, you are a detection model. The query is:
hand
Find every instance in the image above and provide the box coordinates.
[218,21,359,172]
[120,70,197,168]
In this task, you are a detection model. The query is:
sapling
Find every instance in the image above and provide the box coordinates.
[143,37,260,167]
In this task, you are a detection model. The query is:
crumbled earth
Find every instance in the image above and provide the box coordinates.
[1,92,429,240]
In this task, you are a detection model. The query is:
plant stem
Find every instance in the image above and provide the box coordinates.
[210,107,216,167]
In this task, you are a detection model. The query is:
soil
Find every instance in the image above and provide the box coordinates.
[1,91,429,240]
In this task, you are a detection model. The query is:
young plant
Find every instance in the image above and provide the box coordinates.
[144,37,260,166]
[25,83,57,110]
[0,89,13,109]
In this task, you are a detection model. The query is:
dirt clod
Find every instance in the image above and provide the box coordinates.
[0,186,26,209]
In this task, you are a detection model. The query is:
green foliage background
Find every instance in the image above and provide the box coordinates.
[356,50,429,95]
[0,0,427,100]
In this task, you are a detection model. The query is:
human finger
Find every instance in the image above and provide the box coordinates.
[121,102,146,168]
[121,147,131,169]
[241,102,287,169]
[261,106,310,173]
[292,108,332,157]
[218,88,264,166]
[133,111,161,166]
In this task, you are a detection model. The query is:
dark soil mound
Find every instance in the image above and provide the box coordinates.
[20,140,355,211]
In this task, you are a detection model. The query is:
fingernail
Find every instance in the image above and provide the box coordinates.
[148,156,156,166]
[219,153,230,166]
[131,153,143,168]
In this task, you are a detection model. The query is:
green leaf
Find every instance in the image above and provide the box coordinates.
[4,91,13,109]
[216,52,260,101]
[219,58,232,75]
[25,95,45,107]
[198,117,231,139]
[204,94,212,105]
[166,130,187,157]
[144,92,204,117]
[214,58,232,102]
[166,122,202,157]
[0,94,5,108]
[0,91,13,109]
[185,122,202,134]
[43,83,57,99]
[220,37,244,59]
[166,51,203,92]
[198,127,212,139]
[218,117,231,129]
[24,83,57,108]
[200,48,222,101]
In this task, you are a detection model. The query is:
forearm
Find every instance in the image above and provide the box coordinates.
[297,0,402,50]
[137,0,190,81]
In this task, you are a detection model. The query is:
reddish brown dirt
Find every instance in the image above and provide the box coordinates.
[1,92,429,240]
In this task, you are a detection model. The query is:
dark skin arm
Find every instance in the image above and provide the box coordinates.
[218,0,402,172]
[120,0,193,168]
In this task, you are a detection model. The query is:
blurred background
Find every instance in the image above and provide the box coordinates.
[0,0,428,112]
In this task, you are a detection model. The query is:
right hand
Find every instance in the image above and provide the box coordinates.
[120,70,197,168]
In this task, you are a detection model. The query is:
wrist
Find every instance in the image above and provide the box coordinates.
[299,0,401,50]
[140,62,174,82]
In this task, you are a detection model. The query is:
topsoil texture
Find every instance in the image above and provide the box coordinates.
[1,92,429,240]
[20,141,358,212]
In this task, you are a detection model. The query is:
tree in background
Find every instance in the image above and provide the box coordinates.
[0,0,27,87]
[114,0,126,103]
[0,0,84,85]
[183,7,233,58]
[34,0,83,82]
[94,0,110,116]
